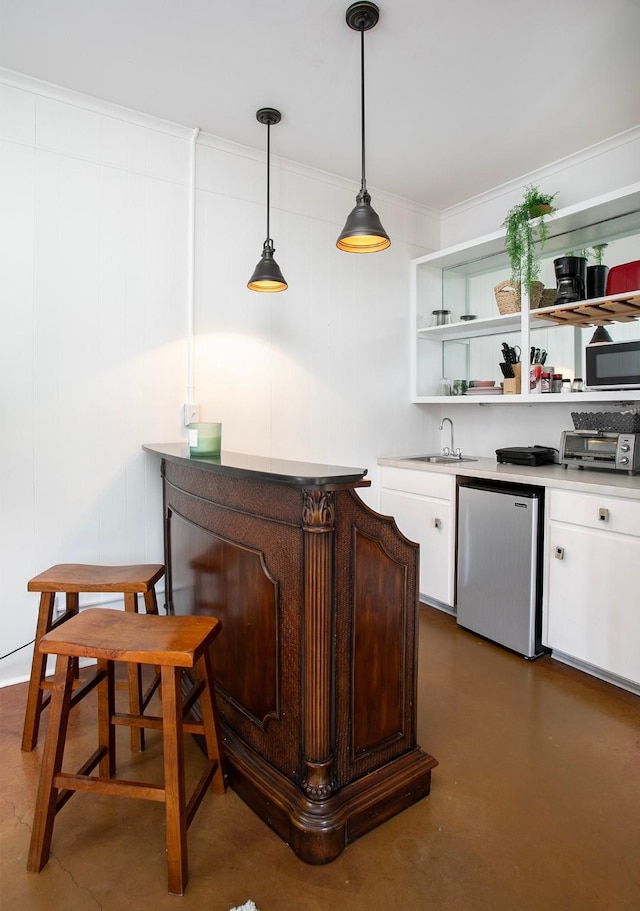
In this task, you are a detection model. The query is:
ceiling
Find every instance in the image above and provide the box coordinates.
[2,0,639,210]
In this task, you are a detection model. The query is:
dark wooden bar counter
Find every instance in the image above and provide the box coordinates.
[143,444,437,863]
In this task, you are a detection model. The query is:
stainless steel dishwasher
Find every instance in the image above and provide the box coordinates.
[456,480,544,659]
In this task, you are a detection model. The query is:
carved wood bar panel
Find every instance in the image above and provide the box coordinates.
[144,445,437,864]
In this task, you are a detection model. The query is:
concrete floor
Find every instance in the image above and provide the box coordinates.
[1,606,639,911]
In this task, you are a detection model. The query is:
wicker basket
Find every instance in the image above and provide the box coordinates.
[571,411,640,433]
[539,288,558,309]
[494,280,543,315]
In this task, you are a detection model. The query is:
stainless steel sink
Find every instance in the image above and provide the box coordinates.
[408,454,478,463]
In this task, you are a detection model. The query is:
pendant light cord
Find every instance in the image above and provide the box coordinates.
[265,121,271,243]
[360,28,367,194]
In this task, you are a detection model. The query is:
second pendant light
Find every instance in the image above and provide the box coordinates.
[337,2,390,253]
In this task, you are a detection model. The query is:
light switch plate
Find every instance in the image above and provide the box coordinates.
[182,403,200,426]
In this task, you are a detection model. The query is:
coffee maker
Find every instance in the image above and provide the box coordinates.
[554,255,586,305]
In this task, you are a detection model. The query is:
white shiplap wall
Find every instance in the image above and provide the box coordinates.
[0,71,440,685]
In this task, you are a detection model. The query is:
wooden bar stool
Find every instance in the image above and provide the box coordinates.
[22,563,164,754]
[27,607,227,896]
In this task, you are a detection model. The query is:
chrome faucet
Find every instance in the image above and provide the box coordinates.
[440,417,461,458]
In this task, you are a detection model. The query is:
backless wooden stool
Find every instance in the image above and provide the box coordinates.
[27,607,227,895]
[22,563,164,753]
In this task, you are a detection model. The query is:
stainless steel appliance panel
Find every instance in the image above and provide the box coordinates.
[456,483,543,658]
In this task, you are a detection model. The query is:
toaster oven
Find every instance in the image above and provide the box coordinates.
[560,431,640,475]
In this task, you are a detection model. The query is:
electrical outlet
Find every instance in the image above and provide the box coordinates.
[183,403,200,426]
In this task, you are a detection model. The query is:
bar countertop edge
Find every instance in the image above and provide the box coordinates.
[142,443,368,488]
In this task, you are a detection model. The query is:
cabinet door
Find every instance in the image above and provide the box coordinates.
[380,488,454,608]
[545,521,640,684]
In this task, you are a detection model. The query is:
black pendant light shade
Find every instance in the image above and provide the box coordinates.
[248,239,288,292]
[248,108,288,292]
[337,2,390,253]
[589,325,613,344]
[337,189,390,253]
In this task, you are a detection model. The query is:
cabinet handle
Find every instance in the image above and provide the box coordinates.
[434,517,442,529]
[599,508,609,522]
[555,546,564,560]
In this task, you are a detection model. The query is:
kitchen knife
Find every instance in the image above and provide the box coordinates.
[539,350,547,365]
[499,361,514,378]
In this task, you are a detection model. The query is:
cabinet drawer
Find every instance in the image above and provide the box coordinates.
[380,467,455,501]
[548,488,640,537]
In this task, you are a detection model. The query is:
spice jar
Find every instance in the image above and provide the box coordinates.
[552,373,563,393]
[541,371,551,393]
[571,378,585,393]
[561,378,572,394]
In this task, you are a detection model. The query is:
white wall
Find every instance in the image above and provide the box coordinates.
[0,70,440,686]
[192,135,441,475]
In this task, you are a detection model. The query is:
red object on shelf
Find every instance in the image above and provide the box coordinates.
[606,260,640,296]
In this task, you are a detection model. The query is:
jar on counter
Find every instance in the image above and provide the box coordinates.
[561,378,572,394]
[541,371,552,393]
[572,377,585,393]
[551,373,563,393]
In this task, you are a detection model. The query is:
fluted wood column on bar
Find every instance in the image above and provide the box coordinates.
[301,489,336,800]
[144,443,437,864]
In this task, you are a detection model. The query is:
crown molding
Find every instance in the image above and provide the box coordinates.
[0,67,195,140]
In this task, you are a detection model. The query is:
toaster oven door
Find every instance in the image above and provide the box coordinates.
[563,432,619,462]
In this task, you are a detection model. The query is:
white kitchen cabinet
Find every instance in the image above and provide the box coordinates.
[411,183,640,404]
[380,467,456,610]
[543,488,640,687]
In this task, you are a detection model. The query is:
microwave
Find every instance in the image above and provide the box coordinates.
[585,339,640,391]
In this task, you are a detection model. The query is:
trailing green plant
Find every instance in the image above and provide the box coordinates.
[503,185,557,294]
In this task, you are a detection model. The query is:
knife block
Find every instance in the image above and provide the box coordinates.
[503,362,521,395]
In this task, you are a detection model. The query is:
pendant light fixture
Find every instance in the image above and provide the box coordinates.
[589,325,613,344]
[248,107,288,292]
[337,2,390,254]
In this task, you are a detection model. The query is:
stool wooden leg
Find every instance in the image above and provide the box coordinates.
[22,592,56,752]
[143,588,159,616]
[27,654,75,872]
[97,659,116,779]
[66,593,81,680]
[161,665,188,895]
[195,650,227,795]
[142,587,162,704]
[124,592,144,752]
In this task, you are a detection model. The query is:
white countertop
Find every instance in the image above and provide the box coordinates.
[377,455,640,499]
